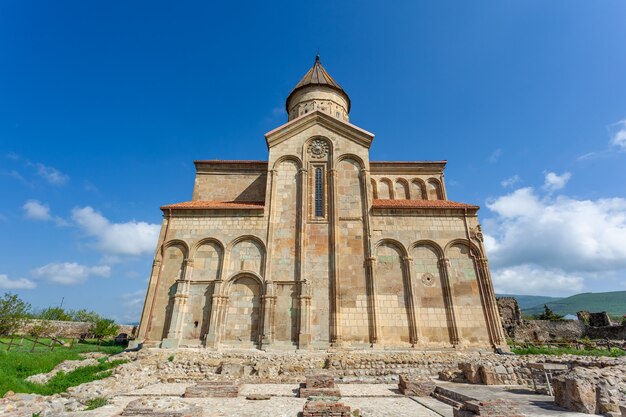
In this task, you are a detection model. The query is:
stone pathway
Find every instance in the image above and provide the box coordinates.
[60,383,445,417]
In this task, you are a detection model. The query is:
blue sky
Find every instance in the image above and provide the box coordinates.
[1,1,625,323]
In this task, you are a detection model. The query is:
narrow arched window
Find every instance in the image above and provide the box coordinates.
[315,167,324,217]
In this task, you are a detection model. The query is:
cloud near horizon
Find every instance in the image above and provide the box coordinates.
[71,206,160,256]
[485,173,626,296]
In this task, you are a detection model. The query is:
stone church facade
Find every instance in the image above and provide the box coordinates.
[135,57,507,350]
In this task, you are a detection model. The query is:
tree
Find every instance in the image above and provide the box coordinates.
[90,318,119,340]
[69,309,102,323]
[536,304,564,321]
[38,306,72,321]
[0,292,31,335]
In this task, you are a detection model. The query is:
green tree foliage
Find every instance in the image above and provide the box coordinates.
[38,307,72,321]
[536,304,564,321]
[0,292,31,335]
[90,318,119,340]
[69,309,102,323]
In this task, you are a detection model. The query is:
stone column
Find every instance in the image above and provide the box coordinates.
[439,258,462,347]
[298,279,312,348]
[476,257,507,348]
[402,256,421,346]
[261,281,276,349]
[365,256,380,345]
[162,258,193,348]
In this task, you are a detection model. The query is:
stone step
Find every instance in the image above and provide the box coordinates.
[432,386,477,409]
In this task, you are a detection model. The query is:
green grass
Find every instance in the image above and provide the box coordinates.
[511,345,626,357]
[85,397,108,410]
[0,337,125,396]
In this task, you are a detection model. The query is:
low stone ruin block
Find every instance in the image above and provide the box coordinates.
[300,387,342,398]
[302,397,351,417]
[453,399,524,417]
[398,374,436,396]
[183,381,239,398]
[306,373,335,388]
[299,373,341,398]
[122,398,202,417]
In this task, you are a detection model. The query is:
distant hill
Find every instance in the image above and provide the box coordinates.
[495,294,562,310]
[521,291,626,317]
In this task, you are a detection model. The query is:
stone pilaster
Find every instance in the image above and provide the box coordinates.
[477,257,508,348]
[365,256,380,345]
[136,259,161,341]
[205,280,226,348]
[328,167,342,345]
[438,258,462,347]
[298,279,312,348]
[162,259,194,348]
[261,281,276,349]
[402,256,421,346]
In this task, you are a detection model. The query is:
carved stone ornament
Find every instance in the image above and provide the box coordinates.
[470,225,484,242]
[307,139,329,159]
[422,272,435,287]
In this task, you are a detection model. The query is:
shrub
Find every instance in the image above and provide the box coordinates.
[85,397,108,410]
[535,305,564,321]
[90,318,119,340]
[0,292,31,336]
[168,355,175,362]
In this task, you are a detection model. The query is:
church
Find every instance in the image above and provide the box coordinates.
[135,57,507,351]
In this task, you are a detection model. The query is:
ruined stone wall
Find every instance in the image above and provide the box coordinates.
[19,320,135,338]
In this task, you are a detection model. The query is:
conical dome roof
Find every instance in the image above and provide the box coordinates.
[286,56,351,113]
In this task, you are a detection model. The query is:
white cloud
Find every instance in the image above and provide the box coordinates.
[486,188,626,273]
[23,200,52,221]
[500,175,521,188]
[71,206,160,256]
[0,273,36,290]
[609,120,626,151]
[22,200,68,226]
[32,262,110,285]
[29,162,69,185]
[542,171,571,192]
[491,265,584,296]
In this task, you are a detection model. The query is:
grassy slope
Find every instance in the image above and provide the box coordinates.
[496,294,563,310]
[522,291,626,317]
[0,338,124,396]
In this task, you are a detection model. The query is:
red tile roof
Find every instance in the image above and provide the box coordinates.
[371,199,479,210]
[161,201,265,210]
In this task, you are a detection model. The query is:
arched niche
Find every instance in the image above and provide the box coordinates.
[395,179,409,200]
[427,179,443,200]
[411,179,426,200]
[374,240,411,344]
[378,178,393,199]
[228,237,265,277]
[192,239,223,281]
[223,275,262,347]
[446,242,490,344]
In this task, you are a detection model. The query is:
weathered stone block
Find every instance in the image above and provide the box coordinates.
[122,398,203,417]
[302,397,351,417]
[398,374,436,396]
